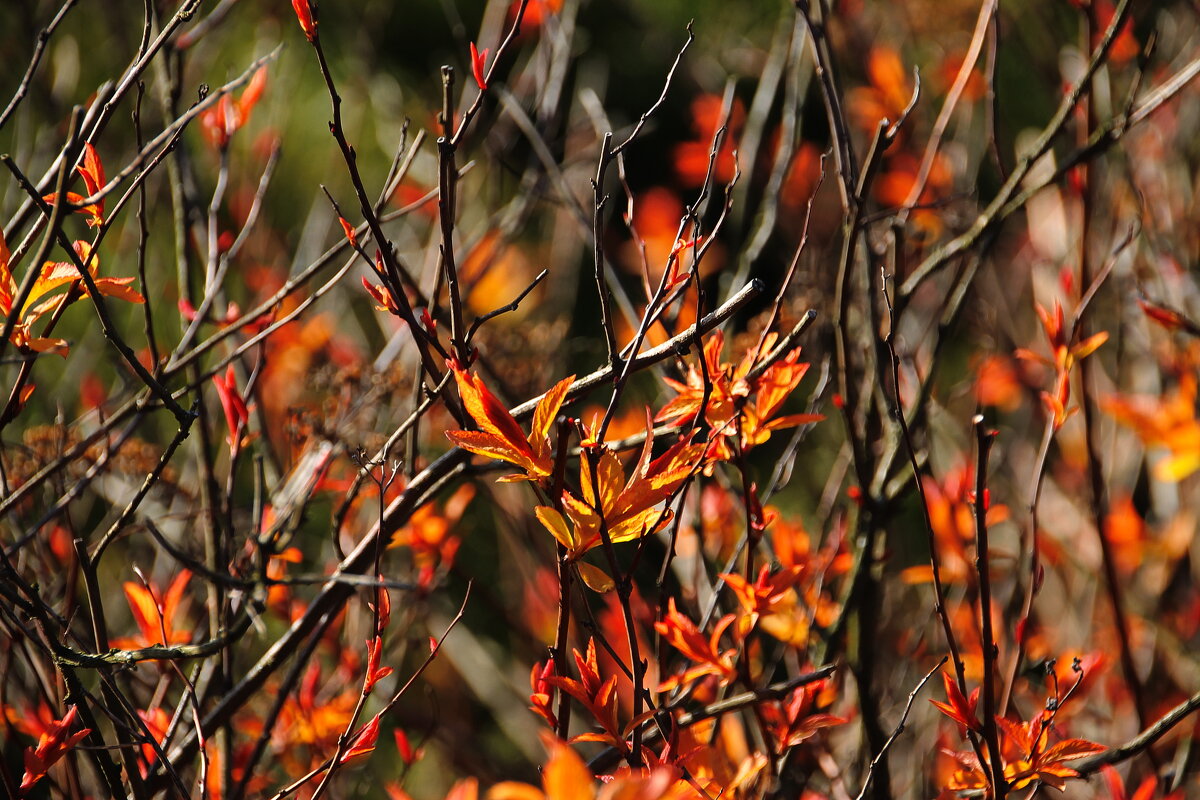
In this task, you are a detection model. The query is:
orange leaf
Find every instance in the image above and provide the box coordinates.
[77,143,105,198]
[487,783,546,800]
[0,229,12,314]
[445,779,480,800]
[541,736,595,800]
[930,670,981,733]
[94,276,146,304]
[446,364,561,481]
[339,216,358,249]
[1040,738,1105,764]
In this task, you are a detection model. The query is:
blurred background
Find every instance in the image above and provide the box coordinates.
[1,0,1199,797]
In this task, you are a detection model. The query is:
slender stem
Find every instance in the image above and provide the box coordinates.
[550,416,574,740]
[972,418,1006,799]
[854,658,946,800]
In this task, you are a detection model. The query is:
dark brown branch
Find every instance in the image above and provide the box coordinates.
[145,281,763,788]
[972,418,1006,798]
[1075,689,1200,774]
[588,665,838,773]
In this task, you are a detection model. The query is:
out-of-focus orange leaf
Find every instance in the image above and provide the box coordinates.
[512,0,562,28]
[974,354,1023,411]
[460,231,541,316]
[4,702,58,741]
[273,661,358,767]
[488,735,595,800]
[1016,300,1107,430]
[1102,764,1162,800]
[112,570,192,652]
[875,152,952,236]
[938,51,986,102]
[393,727,422,766]
[390,181,439,217]
[781,141,823,209]
[847,46,912,132]
[136,706,171,775]
[902,461,1009,587]
[672,94,744,187]
[200,66,269,149]
[264,545,302,616]
[1104,495,1147,574]
[1103,374,1200,481]
[390,484,473,588]
[1092,0,1139,63]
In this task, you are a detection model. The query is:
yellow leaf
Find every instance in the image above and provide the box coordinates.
[531,374,574,455]
[1154,451,1200,482]
[535,506,575,551]
[576,562,614,593]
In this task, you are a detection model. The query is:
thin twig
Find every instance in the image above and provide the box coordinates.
[854,658,946,800]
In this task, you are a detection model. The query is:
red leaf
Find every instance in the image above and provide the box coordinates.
[362,636,394,695]
[394,729,418,765]
[339,715,381,764]
[470,42,489,90]
[1137,295,1189,331]
[292,0,317,41]
[373,586,391,632]
[19,706,91,792]
[212,366,250,457]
